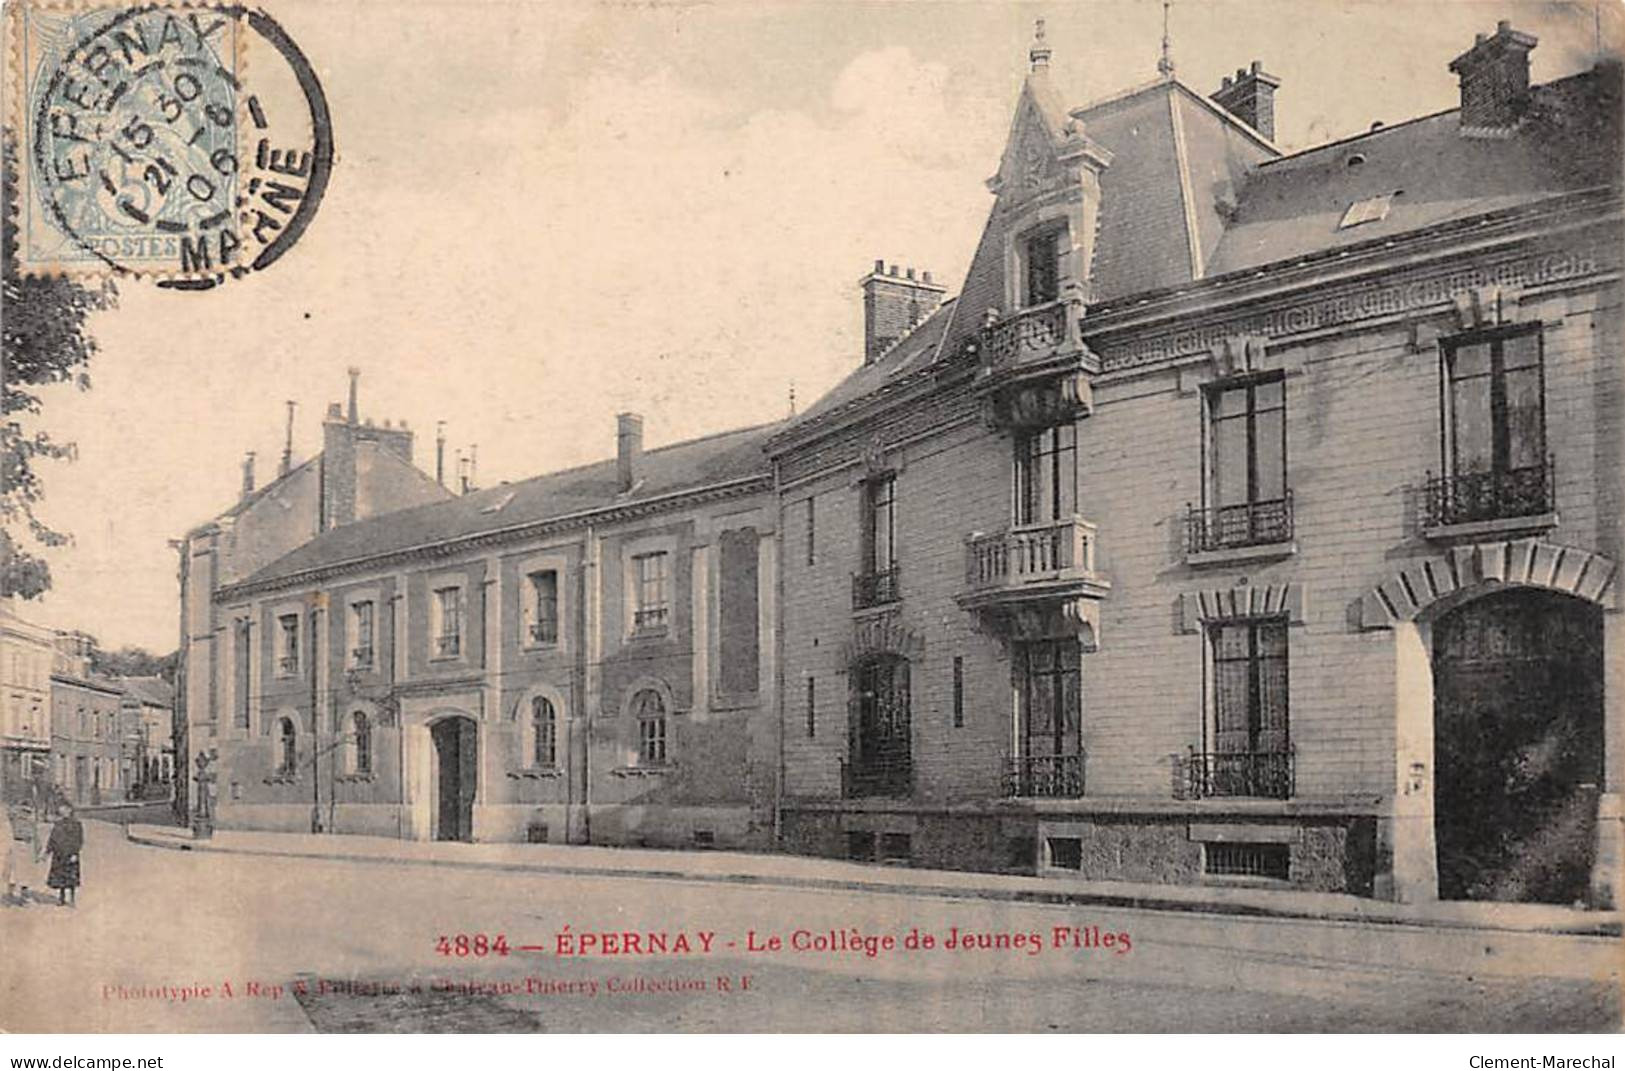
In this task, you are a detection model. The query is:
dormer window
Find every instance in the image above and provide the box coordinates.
[1022,228,1062,306]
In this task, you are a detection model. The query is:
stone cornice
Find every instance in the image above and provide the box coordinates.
[216,473,771,603]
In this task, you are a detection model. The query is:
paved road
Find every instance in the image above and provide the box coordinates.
[1,821,1618,1032]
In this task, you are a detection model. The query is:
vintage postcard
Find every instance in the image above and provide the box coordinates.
[1,0,1622,1041]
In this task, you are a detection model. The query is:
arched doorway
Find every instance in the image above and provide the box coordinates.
[1432,588,1604,904]
[431,716,478,842]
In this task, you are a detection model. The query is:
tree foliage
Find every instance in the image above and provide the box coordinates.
[89,643,179,683]
[1,126,118,598]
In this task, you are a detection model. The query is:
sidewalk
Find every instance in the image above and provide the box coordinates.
[125,822,1621,938]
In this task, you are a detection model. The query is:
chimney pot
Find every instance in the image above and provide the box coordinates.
[1450,22,1538,130]
[873,258,884,273]
[1236,67,1246,81]
[860,260,947,365]
[346,367,360,425]
[1250,60,1262,74]
[241,452,256,498]
[616,412,644,493]
[1221,75,1233,89]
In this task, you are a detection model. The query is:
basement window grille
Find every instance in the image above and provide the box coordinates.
[1205,841,1290,880]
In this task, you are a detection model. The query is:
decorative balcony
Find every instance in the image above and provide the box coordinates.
[528,621,558,645]
[840,752,912,800]
[974,288,1098,431]
[1185,493,1295,564]
[1422,457,1556,539]
[957,516,1109,647]
[434,634,462,658]
[350,646,374,670]
[1003,753,1084,799]
[1173,749,1294,801]
[852,566,901,611]
[278,655,299,675]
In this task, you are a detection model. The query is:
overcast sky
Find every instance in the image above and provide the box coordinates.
[16,0,1615,651]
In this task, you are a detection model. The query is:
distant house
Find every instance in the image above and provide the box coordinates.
[119,676,175,798]
[0,598,55,803]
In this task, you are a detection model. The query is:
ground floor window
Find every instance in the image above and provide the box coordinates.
[632,689,667,765]
[847,656,911,798]
[1008,639,1082,797]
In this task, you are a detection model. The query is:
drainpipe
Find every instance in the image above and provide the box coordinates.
[580,522,597,845]
[309,601,322,833]
[773,465,786,846]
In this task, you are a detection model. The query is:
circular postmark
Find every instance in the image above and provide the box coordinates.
[23,4,332,289]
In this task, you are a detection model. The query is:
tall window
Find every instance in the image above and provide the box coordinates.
[433,586,463,658]
[1438,328,1549,522]
[350,601,375,669]
[805,497,817,567]
[1201,375,1289,548]
[531,696,557,768]
[952,656,965,729]
[278,614,301,675]
[527,570,559,645]
[351,711,371,775]
[853,474,899,610]
[632,689,666,765]
[1008,639,1087,796]
[631,552,670,634]
[849,657,911,796]
[235,621,252,728]
[1023,229,1061,306]
[1015,424,1077,526]
[277,717,297,776]
[1210,619,1289,756]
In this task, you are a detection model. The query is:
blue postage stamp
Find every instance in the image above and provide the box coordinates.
[10,2,332,286]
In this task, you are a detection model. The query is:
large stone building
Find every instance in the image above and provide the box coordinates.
[183,398,780,847]
[0,597,55,802]
[175,373,452,816]
[769,20,1623,908]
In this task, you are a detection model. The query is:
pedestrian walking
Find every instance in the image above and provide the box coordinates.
[44,802,83,908]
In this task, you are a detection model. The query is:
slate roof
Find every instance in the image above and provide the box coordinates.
[230,421,781,591]
[120,676,174,708]
[1206,68,1622,277]
[782,61,1621,441]
[786,298,958,430]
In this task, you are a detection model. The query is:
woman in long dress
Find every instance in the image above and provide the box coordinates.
[44,802,83,907]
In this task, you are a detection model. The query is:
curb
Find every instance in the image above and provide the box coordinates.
[125,826,1622,939]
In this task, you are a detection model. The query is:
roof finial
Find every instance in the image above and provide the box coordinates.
[1029,17,1051,73]
[1157,1,1176,79]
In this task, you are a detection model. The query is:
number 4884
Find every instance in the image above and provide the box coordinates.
[436,934,510,957]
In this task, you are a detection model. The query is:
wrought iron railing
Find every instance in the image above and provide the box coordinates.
[979,294,1083,369]
[1173,748,1294,800]
[966,517,1095,589]
[632,606,669,633]
[1003,753,1084,798]
[1186,492,1294,554]
[435,634,461,658]
[840,751,912,799]
[1423,457,1554,527]
[852,566,901,610]
[278,655,300,675]
[529,620,558,645]
[350,646,374,669]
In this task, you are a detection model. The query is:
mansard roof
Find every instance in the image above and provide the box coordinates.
[226,421,780,596]
[1204,67,1622,278]
[779,58,1621,449]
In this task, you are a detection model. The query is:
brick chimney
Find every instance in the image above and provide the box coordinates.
[1449,21,1537,132]
[241,452,255,498]
[861,261,946,365]
[1211,61,1281,140]
[616,412,643,493]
